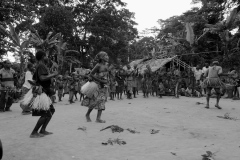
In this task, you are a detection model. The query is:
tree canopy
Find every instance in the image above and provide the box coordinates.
[128,0,240,68]
[2,0,240,71]
[0,0,138,71]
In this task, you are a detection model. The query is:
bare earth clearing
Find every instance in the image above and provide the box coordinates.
[0,95,240,160]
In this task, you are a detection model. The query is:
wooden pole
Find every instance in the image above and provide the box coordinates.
[70,63,72,73]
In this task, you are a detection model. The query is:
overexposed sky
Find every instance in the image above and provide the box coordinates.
[122,0,197,33]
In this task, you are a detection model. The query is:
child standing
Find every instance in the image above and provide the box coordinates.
[68,76,75,104]
[116,68,125,100]
[73,75,79,101]
[152,77,158,96]
[56,75,64,101]
[158,79,165,98]
[109,77,116,100]
[63,76,69,97]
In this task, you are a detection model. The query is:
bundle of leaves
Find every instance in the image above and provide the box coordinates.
[201,151,216,160]
[126,128,140,134]
[217,113,238,121]
[102,138,126,146]
[100,125,124,133]
[150,129,160,134]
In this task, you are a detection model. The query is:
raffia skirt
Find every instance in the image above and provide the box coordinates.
[20,87,54,117]
[201,78,225,89]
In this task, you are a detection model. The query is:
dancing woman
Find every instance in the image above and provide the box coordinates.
[82,51,109,123]
[30,51,58,138]
[202,61,226,109]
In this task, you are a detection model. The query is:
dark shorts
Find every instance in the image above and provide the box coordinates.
[32,104,55,117]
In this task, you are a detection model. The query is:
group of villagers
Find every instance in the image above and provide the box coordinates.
[17,49,233,138]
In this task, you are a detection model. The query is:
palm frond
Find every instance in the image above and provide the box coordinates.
[49,33,61,43]
[226,8,238,28]
[9,23,20,46]
[0,25,9,36]
[46,32,53,42]
[185,23,195,45]
[20,40,30,50]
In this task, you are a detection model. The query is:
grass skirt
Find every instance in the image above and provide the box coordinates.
[20,88,52,111]
[201,78,225,89]
[81,81,99,98]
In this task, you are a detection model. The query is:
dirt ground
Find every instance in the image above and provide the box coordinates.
[0,94,240,160]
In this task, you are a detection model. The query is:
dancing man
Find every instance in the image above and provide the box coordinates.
[202,61,225,109]
[30,50,58,138]
[82,51,109,123]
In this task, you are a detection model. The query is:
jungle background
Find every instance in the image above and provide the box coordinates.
[1,0,240,74]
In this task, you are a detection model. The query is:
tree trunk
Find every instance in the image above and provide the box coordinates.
[70,63,72,73]
[61,54,64,74]
[19,52,25,74]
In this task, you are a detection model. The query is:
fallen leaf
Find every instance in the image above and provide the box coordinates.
[77,126,87,131]
[171,152,176,156]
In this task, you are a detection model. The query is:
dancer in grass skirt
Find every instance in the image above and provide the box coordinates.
[81,51,109,123]
[202,61,226,109]
[29,50,58,138]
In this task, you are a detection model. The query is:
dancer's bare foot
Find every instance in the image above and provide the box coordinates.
[96,119,106,123]
[215,105,222,109]
[86,115,92,122]
[30,133,44,138]
[205,105,210,109]
[39,131,53,135]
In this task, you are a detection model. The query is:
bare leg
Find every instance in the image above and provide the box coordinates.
[74,93,78,100]
[205,94,210,108]
[215,95,221,107]
[215,88,222,109]
[96,110,105,123]
[30,116,46,138]
[85,108,93,122]
[237,87,240,98]
[40,116,53,135]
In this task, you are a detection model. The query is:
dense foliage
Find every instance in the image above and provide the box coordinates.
[0,0,138,73]
[1,0,240,72]
[128,0,240,68]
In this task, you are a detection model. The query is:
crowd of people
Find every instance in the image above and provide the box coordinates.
[0,50,240,138]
